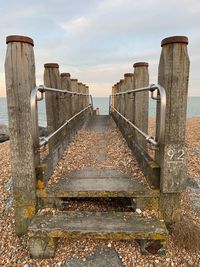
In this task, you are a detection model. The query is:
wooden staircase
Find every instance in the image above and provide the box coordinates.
[28,116,168,258]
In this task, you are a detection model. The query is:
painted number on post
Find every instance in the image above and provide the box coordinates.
[167,149,185,163]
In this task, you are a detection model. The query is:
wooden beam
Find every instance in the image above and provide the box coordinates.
[5,35,38,235]
[156,36,189,225]
[133,62,149,150]
[44,63,61,151]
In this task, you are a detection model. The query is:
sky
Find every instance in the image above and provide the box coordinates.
[0,0,199,97]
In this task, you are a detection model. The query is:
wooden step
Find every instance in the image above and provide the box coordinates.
[28,211,167,239]
[38,168,159,199]
[28,211,168,258]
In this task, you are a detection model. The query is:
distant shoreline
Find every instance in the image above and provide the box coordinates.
[1,97,200,126]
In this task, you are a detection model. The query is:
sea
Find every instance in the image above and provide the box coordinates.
[0,97,199,127]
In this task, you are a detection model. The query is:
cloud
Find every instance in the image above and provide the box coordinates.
[0,0,199,97]
[58,16,90,34]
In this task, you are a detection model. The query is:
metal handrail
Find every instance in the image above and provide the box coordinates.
[37,84,90,96]
[39,105,92,147]
[31,85,93,148]
[109,84,166,147]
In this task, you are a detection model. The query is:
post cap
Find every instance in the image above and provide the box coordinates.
[44,63,59,68]
[120,79,124,83]
[133,62,148,68]
[78,82,82,85]
[124,73,133,78]
[161,36,188,46]
[6,35,34,46]
[61,73,70,77]
[71,79,78,82]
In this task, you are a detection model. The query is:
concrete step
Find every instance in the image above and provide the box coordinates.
[38,168,159,199]
[28,211,168,258]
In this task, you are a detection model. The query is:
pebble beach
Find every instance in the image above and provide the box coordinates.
[0,117,200,267]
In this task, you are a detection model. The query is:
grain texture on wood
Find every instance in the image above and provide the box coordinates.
[156,37,190,193]
[111,85,115,112]
[133,63,149,150]
[119,79,124,115]
[124,73,134,122]
[44,64,61,151]
[77,83,82,112]
[156,36,189,225]
[60,73,72,120]
[71,79,78,115]
[86,86,90,106]
[39,167,159,198]
[28,211,168,241]
[5,36,38,235]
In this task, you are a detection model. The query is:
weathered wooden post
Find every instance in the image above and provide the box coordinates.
[77,82,82,112]
[70,79,78,116]
[70,78,79,133]
[5,35,39,235]
[118,79,124,131]
[85,85,89,107]
[82,84,87,108]
[44,63,61,150]
[155,36,190,225]
[123,73,134,143]
[111,85,115,112]
[133,62,149,150]
[60,73,72,138]
[60,73,72,120]
[119,79,124,115]
[81,83,86,109]
[85,85,90,118]
[124,73,134,120]
[114,82,120,123]
[82,84,85,108]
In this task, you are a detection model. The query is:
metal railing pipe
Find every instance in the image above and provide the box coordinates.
[38,85,90,96]
[110,84,166,147]
[39,105,92,147]
[31,85,93,149]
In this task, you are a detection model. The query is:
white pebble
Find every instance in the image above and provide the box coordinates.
[107,242,112,248]
[136,208,142,214]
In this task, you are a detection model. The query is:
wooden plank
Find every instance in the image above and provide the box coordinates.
[5,35,38,235]
[28,211,168,240]
[38,167,159,198]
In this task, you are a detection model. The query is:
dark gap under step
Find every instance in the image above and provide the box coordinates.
[59,197,136,212]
